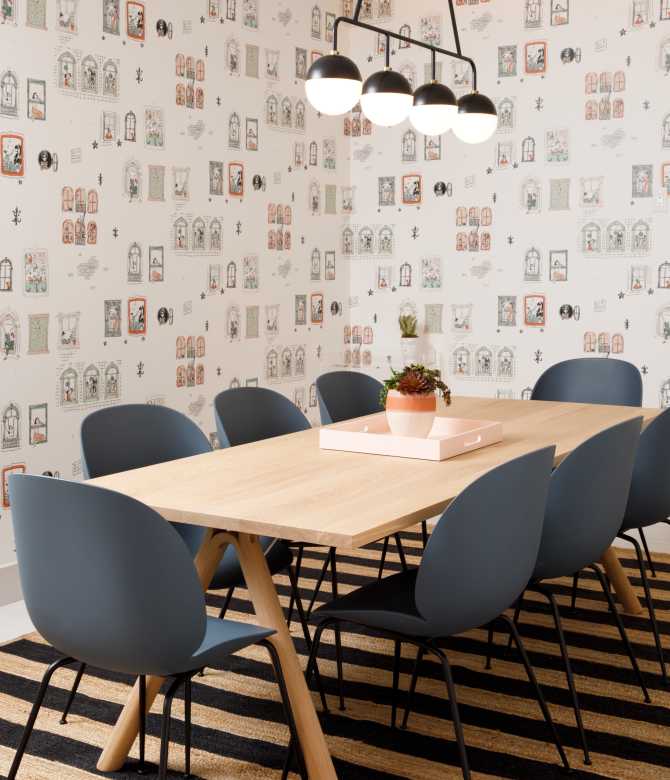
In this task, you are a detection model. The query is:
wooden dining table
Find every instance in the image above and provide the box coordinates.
[89,396,658,778]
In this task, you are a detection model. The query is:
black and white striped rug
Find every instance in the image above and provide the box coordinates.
[1,532,669,779]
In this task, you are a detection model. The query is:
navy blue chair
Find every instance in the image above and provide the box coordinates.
[531,357,643,407]
[214,386,338,708]
[7,474,306,780]
[317,371,418,578]
[302,448,569,780]
[617,407,670,684]
[58,404,310,723]
[492,418,648,766]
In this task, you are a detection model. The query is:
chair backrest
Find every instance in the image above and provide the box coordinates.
[81,404,211,479]
[80,404,212,555]
[214,387,310,447]
[415,446,555,637]
[316,371,383,424]
[622,408,670,531]
[531,357,642,407]
[9,474,206,676]
[534,417,643,580]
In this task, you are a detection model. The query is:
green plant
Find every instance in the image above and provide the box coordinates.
[398,313,418,338]
[380,363,451,407]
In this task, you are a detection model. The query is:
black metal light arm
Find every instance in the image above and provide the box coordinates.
[333,0,477,90]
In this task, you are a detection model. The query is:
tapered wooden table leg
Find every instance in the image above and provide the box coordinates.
[96,529,229,772]
[234,532,337,779]
[600,546,643,616]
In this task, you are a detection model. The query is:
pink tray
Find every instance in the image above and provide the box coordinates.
[319,414,503,462]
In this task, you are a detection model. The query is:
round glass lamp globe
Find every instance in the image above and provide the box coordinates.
[305,77,362,115]
[410,104,457,135]
[360,69,413,127]
[410,82,457,135]
[305,53,363,116]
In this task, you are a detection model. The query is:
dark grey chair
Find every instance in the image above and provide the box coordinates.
[301,447,569,780]
[316,370,418,578]
[531,356,643,407]
[214,386,338,709]
[491,418,648,766]
[7,474,306,780]
[616,407,670,684]
[58,404,311,723]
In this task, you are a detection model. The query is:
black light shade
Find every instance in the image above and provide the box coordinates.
[360,69,414,126]
[306,52,362,83]
[453,91,498,143]
[412,81,457,108]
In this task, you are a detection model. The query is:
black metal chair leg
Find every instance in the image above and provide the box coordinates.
[588,563,651,702]
[638,527,657,578]
[619,533,667,683]
[330,552,346,711]
[307,547,334,617]
[570,571,580,611]
[305,621,330,714]
[391,640,401,729]
[8,656,76,780]
[158,675,185,780]
[218,586,235,620]
[506,594,524,650]
[377,536,390,580]
[499,614,571,771]
[421,519,428,549]
[401,646,424,730]
[261,639,308,780]
[287,564,312,647]
[394,533,408,572]
[184,677,192,778]
[60,661,86,724]
[137,674,147,774]
[434,647,470,780]
[534,584,591,765]
[287,543,305,626]
[484,623,494,670]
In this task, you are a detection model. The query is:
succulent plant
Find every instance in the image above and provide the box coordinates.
[398,313,418,338]
[380,363,451,407]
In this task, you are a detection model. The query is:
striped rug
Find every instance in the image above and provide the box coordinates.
[1,531,670,779]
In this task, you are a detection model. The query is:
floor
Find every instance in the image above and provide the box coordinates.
[0,601,33,646]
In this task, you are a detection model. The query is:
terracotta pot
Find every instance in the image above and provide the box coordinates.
[385,389,437,438]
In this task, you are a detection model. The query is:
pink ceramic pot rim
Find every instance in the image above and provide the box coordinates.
[385,392,437,412]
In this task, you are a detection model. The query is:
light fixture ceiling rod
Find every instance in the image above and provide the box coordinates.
[353,0,363,22]
[333,13,477,90]
[447,0,462,56]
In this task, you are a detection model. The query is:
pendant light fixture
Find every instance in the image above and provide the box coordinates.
[305,52,363,116]
[305,0,496,144]
[452,91,498,144]
[410,50,457,136]
[360,35,413,127]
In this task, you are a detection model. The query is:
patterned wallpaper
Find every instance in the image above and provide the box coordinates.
[3,0,670,571]
[0,0,349,567]
[347,0,670,418]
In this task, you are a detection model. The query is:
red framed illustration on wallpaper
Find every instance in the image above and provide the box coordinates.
[311,293,324,324]
[1,133,25,177]
[126,1,146,41]
[402,174,422,205]
[524,294,546,326]
[525,41,547,75]
[2,463,25,508]
[228,162,244,197]
[128,296,147,335]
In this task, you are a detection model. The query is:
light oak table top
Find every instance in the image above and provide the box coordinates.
[89,396,659,549]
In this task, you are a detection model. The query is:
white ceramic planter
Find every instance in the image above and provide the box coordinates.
[385,389,437,438]
[400,337,419,364]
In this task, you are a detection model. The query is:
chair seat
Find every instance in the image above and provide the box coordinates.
[210,537,292,591]
[313,568,433,636]
[185,617,274,672]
